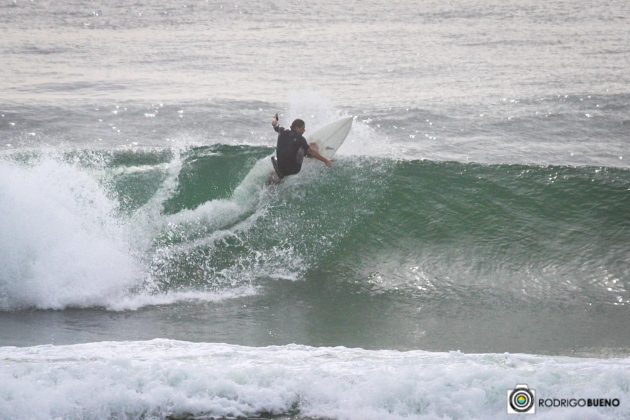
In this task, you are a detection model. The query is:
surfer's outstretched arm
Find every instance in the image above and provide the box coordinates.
[307,144,332,167]
[271,113,283,133]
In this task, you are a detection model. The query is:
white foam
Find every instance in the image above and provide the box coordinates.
[129,148,184,250]
[105,287,258,311]
[120,150,308,298]
[0,339,627,420]
[163,153,270,230]
[0,158,143,310]
[0,155,263,311]
[107,162,171,175]
[147,152,274,261]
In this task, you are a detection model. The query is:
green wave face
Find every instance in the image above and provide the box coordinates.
[328,160,629,308]
[100,145,629,309]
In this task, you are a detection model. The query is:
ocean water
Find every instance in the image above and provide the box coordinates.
[1,0,629,419]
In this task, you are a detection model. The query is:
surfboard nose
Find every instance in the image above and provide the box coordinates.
[306,116,354,159]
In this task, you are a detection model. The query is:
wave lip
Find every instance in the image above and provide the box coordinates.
[1,339,628,420]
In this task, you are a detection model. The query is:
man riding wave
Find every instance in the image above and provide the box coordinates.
[271,114,331,180]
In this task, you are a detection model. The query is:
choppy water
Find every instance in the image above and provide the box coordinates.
[1,1,629,419]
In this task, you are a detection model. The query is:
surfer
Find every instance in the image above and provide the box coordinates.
[271,114,332,180]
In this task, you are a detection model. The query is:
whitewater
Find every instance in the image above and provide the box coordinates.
[2,0,629,418]
[1,339,628,420]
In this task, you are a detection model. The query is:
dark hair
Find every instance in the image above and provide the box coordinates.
[290,119,305,130]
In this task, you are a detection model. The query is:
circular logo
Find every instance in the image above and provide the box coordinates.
[509,387,535,413]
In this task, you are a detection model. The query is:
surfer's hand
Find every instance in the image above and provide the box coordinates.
[325,159,333,168]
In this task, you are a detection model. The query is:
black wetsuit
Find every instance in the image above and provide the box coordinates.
[273,126,309,177]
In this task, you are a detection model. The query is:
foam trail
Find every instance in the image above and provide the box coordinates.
[157,153,271,245]
[141,153,279,292]
[160,204,267,257]
[0,339,627,420]
[164,151,272,227]
[129,149,183,251]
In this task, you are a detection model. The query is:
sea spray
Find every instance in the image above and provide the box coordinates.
[0,157,141,310]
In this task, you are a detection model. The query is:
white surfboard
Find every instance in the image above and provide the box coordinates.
[268,116,353,183]
[307,116,353,159]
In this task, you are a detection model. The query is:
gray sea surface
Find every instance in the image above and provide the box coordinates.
[1,0,629,358]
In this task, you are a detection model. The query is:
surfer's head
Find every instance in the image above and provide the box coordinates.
[290,119,305,134]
